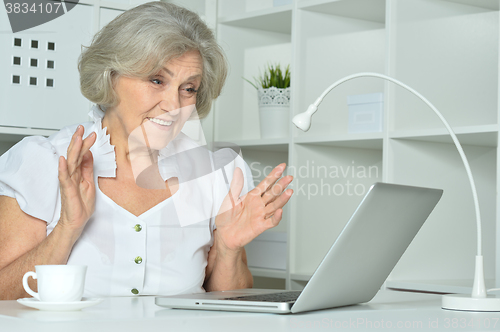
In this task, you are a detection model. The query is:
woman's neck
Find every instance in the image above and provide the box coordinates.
[102,110,161,181]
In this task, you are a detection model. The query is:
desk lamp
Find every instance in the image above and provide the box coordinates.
[292,72,500,311]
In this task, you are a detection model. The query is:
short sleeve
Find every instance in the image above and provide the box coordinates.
[0,136,60,223]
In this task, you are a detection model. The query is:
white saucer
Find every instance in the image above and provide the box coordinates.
[17,297,103,311]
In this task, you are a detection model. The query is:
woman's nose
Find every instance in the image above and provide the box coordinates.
[158,88,181,115]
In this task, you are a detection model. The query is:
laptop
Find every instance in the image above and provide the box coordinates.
[155,182,443,314]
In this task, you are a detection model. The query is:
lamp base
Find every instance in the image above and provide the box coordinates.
[442,294,500,311]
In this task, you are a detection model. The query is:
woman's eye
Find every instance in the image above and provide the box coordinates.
[181,87,198,96]
[151,78,162,85]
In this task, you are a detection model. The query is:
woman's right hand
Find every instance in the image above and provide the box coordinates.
[57,125,97,240]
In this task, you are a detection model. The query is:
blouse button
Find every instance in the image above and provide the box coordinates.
[134,256,143,264]
[134,224,142,232]
[131,288,139,295]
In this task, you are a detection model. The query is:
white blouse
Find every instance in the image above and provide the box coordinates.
[0,106,254,297]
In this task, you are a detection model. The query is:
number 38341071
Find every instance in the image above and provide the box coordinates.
[5,1,63,14]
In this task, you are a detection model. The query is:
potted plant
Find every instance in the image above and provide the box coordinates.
[245,64,291,139]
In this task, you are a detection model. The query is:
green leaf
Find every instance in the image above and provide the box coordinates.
[243,63,291,89]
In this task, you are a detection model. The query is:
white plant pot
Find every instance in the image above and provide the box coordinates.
[258,87,290,139]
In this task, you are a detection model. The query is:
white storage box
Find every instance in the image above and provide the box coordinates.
[347,92,384,133]
[245,232,287,270]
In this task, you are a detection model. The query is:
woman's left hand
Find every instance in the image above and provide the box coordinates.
[214,163,293,253]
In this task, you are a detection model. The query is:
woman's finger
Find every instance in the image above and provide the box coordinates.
[227,167,244,209]
[66,126,83,170]
[261,175,293,205]
[58,155,82,196]
[254,163,285,197]
[67,132,83,177]
[58,156,70,187]
[264,189,293,217]
[217,167,245,222]
[267,208,283,228]
[76,132,96,171]
[66,126,81,157]
[80,151,95,186]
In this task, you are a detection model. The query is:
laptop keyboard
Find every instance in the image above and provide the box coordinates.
[222,291,302,303]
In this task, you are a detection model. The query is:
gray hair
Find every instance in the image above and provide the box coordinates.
[78,2,227,118]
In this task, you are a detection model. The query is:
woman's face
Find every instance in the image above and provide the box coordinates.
[110,50,203,150]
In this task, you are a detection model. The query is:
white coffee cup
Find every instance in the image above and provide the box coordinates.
[22,265,87,302]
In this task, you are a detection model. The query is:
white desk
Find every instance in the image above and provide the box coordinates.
[2,290,500,332]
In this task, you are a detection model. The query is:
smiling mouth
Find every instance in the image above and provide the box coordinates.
[147,117,173,126]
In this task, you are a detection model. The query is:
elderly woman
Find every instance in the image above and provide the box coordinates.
[0,2,293,299]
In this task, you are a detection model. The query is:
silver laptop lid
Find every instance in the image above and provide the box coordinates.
[291,182,443,313]
[154,182,442,314]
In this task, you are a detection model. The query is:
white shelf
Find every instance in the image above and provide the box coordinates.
[386,279,497,295]
[442,0,500,11]
[0,126,58,143]
[298,0,386,24]
[216,138,289,152]
[390,125,499,147]
[294,133,383,149]
[249,267,287,279]
[219,5,292,34]
[289,277,499,294]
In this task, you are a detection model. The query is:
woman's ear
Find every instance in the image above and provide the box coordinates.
[108,70,120,108]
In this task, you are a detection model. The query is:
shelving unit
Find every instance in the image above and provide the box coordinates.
[206,0,500,293]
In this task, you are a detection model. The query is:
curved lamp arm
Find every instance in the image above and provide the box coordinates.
[292,72,485,300]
